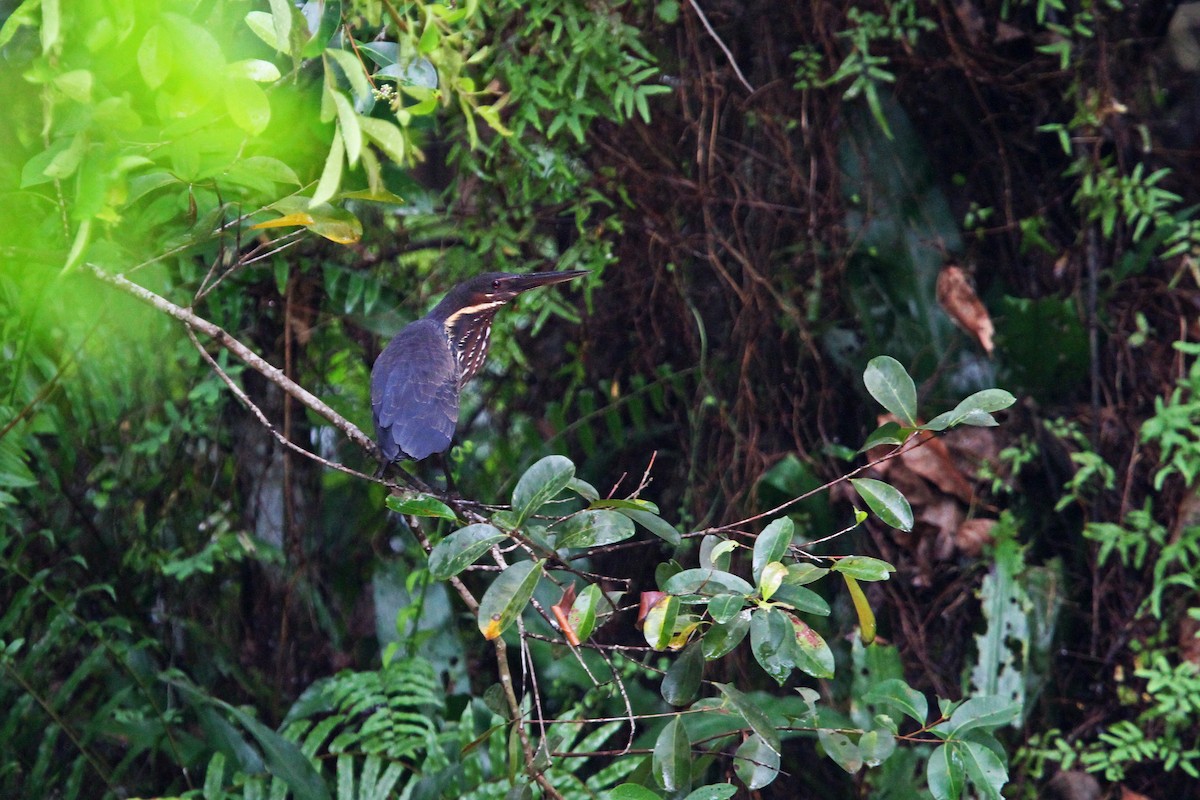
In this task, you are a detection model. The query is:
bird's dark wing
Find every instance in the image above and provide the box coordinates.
[370,319,459,461]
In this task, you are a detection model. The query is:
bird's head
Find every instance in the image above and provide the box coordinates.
[431,270,589,324]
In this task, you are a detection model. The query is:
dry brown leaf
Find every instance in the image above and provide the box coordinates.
[901,430,975,504]
[956,518,996,557]
[936,264,994,356]
[952,0,986,47]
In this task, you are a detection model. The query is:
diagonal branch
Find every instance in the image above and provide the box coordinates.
[86,263,380,459]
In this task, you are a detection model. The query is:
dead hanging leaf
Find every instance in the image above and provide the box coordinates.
[936,265,994,356]
[636,591,667,630]
[551,585,580,646]
[956,518,996,558]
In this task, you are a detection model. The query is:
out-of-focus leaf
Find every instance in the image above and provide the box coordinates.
[927,743,966,800]
[252,198,362,243]
[610,785,663,800]
[818,729,862,773]
[512,455,574,524]
[652,715,691,793]
[864,678,929,726]
[858,729,896,767]
[850,478,914,531]
[682,786,737,800]
[427,524,505,580]
[662,642,704,706]
[864,356,918,426]
[477,560,543,640]
[733,734,780,790]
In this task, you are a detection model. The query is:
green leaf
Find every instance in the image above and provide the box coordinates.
[864,678,929,725]
[758,561,787,601]
[225,77,272,135]
[478,560,543,640]
[818,729,862,773]
[330,90,362,165]
[616,507,682,546]
[568,478,600,501]
[750,608,794,685]
[663,568,754,597]
[662,642,704,706]
[785,612,835,679]
[859,420,908,451]
[138,24,173,89]
[652,716,691,793]
[267,0,293,49]
[850,478,914,531]
[752,517,793,582]
[511,455,575,525]
[227,58,281,82]
[707,593,745,624]
[769,583,830,616]
[733,734,780,790]
[858,729,896,767]
[927,743,966,800]
[643,594,679,651]
[325,47,373,105]
[960,739,1007,799]
[384,494,457,520]
[785,562,828,585]
[831,555,896,582]
[310,130,344,206]
[254,198,362,243]
[702,609,750,659]
[682,786,737,800]
[359,115,407,164]
[863,356,918,426]
[944,697,1021,737]
[427,523,506,580]
[554,510,636,549]
[610,785,663,800]
[567,583,604,643]
[715,682,780,755]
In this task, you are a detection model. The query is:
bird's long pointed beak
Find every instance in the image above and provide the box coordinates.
[506,270,589,293]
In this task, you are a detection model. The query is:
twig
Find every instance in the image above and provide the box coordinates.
[685,0,754,93]
[86,263,380,458]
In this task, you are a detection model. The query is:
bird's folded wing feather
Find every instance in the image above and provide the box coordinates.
[370,319,458,461]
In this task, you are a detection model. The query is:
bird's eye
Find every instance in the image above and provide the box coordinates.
[492,279,501,290]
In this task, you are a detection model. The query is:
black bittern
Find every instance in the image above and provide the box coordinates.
[371,270,588,464]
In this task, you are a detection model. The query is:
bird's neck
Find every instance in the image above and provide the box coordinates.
[445,310,498,386]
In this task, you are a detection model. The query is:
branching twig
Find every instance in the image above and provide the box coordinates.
[86,263,380,458]
[685,0,754,93]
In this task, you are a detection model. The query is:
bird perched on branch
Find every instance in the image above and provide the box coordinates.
[371,270,588,464]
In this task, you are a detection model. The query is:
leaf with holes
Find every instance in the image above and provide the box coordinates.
[734,734,780,790]
[554,510,636,549]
